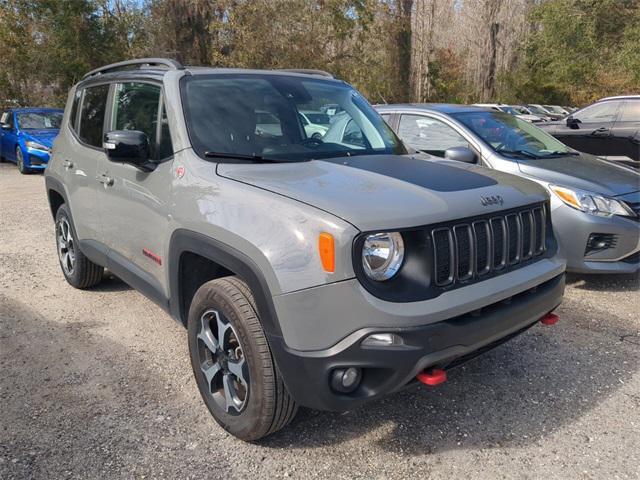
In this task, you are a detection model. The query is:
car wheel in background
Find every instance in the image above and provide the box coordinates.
[55,204,104,289]
[187,277,298,441]
[16,147,29,174]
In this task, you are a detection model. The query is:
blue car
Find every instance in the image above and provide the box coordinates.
[0,107,63,173]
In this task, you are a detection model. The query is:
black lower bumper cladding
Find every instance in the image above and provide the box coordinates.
[269,273,565,411]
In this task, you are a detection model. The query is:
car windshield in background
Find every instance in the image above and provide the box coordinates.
[181,74,406,162]
[527,105,548,115]
[17,112,62,130]
[501,106,519,115]
[453,111,574,159]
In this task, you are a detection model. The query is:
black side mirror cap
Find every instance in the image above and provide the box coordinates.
[566,116,580,128]
[444,146,477,164]
[103,130,154,171]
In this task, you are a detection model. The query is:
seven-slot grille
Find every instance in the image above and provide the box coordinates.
[432,204,547,286]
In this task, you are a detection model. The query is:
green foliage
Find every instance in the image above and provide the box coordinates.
[501,0,640,105]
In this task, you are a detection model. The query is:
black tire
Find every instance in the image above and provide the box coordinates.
[16,147,29,174]
[188,277,297,441]
[55,204,104,289]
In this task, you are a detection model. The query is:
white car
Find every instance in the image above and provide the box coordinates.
[473,103,545,123]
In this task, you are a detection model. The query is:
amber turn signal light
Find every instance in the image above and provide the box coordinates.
[318,232,335,272]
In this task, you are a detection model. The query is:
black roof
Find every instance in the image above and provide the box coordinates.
[375,103,489,114]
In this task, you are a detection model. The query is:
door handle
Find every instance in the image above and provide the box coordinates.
[63,159,73,169]
[591,127,610,137]
[97,174,114,186]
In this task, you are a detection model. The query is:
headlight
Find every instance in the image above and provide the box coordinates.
[362,232,405,281]
[549,184,635,218]
[25,141,50,153]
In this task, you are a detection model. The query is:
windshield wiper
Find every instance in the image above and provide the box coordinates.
[541,150,580,157]
[204,151,299,163]
[496,149,541,159]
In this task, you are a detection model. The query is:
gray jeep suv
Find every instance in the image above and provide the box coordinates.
[45,58,566,441]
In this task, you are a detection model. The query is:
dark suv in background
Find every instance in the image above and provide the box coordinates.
[539,95,640,167]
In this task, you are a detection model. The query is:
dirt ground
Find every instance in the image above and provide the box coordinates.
[1,162,639,479]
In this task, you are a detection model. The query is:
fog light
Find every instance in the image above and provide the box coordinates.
[362,333,403,347]
[330,367,362,393]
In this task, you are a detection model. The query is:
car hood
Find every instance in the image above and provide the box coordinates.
[516,152,640,197]
[22,129,59,147]
[218,154,548,231]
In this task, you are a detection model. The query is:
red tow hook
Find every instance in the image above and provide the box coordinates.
[417,368,447,386]
[540,312,559,325]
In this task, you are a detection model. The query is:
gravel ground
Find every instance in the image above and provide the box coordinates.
[1,162,639,479]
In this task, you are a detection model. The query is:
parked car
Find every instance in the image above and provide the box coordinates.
[539,95,640,167]
[543,105,570,117]
[0,107,63,173]
[256,110,328,139]
[45,58,566,441]
[527,104,564,121]
[376,103,640,274]
[473,103,544,123]
[298,111,329,138]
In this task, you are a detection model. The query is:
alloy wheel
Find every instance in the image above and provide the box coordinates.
[56,217,75,276]
[16,148,24,172]
[197,309,249,414]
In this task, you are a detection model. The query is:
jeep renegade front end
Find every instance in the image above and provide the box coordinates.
[45,59,565,441]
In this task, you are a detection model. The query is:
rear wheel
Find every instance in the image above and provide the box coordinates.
[188,277,297,441]
[16,147,29,174]
[55,204,104,288]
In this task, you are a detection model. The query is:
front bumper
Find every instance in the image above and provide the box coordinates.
[24,147,50,169]
[269,273,565,411]
[552,204,640,274]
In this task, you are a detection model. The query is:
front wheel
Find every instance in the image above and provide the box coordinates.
[16,147,29,174]
[188,277,297,441]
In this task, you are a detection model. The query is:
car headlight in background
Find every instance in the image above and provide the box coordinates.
[362,232,405,281]
[25,141,50,153]
[549,185,636,218]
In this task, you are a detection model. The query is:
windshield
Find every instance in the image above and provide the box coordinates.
[16,111,62,130]
[500,106,519,115]
[181,74,406,162]
[544,105,564,114]
[453,111,573,159]
[527,105,548,115]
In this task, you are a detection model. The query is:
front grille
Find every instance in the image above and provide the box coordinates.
[627,201,640,218]
[432,204,547,287]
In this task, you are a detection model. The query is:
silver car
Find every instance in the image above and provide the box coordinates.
[376,104,640,274]
[45,59,566,441]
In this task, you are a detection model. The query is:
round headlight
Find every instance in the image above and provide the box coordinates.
[362,232,405,281]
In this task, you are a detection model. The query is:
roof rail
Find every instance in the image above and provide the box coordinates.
[82,58,184,80]
[277,69,334,79]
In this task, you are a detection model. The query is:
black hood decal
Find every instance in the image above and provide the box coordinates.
[320,154,497,192]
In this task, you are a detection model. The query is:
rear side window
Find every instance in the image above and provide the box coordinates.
[111,82,172,160]
[69,89,82,132]
[79,84,109,147]
[619,101,640,122]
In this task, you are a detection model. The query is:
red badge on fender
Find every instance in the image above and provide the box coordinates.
[176,166,185,178]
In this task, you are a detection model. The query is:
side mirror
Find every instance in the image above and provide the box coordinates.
[566,116,580,129]
[444,146,477,164]
[103,130,152,170]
